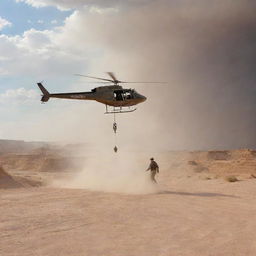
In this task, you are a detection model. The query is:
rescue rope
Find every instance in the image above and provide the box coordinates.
[113,112,118,153]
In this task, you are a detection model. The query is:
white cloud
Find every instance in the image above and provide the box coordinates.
[51,19,58,24]
[37,19,44,24]
[16,0,47,8]
[0,88,39,104]
[89,6,118,14]
[15,0,150,10]
[0,67,9,75]
[0,17,12,31]
[0,24,92,76]
[16,0,87,9]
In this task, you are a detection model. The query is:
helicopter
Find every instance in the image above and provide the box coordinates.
[37,72,159,114]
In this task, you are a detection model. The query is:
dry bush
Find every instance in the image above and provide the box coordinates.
[188,160,198,166]
[225,175,239,182]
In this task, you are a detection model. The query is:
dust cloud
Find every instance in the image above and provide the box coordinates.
[53,151,159,194]
[7,0,256,193]
[83,0,256,150]
[28,0,256,193]
[8,0,255,150]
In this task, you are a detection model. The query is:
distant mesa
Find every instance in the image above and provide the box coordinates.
[0,139,47,155]
[207,151,231,161]
[0,165,42,189]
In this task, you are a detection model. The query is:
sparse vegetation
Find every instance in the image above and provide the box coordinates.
[225,175,239,182]
[188,160,198,166]
[194,165,208,173]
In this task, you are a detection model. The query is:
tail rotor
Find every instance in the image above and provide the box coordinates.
[37,82,50,103]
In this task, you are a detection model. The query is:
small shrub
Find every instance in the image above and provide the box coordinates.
[225,175,238,182]
[188,160,198,166]
[194,166,208,173]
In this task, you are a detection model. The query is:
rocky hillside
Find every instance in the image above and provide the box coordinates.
[187,149,256,178]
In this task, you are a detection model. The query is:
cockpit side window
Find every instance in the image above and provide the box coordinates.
[114,90,124,101]
[124,91,133,99]
[114,90,134,101]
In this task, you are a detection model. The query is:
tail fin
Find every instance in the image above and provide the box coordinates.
[37,83,50,102]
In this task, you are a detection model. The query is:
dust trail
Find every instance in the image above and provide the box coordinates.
[53,151,159,194]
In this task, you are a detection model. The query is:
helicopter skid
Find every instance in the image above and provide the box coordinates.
[105,105,137,114]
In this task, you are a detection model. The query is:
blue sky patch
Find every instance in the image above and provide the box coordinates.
[0,0,73,35]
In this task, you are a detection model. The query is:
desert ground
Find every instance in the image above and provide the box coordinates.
[1,140,256,256]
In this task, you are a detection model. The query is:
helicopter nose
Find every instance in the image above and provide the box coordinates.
[134,91,147,103]
[141,95,147,102]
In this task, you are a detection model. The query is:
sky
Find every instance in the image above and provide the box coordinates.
[0,0,255,150]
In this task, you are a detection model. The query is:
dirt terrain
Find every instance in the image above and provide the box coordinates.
[1,144,256,256]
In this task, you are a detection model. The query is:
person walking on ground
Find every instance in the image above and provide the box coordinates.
[146,157,159,183]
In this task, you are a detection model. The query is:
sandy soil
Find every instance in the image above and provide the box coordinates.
[1,162,256,256]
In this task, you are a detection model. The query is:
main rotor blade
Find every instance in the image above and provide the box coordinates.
[106,72,118,82]
[76,81,112,84]
[119,81,168,84]
[74,74,113,82]
[75,73,167,84]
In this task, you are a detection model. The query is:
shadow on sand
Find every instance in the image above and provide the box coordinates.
[158,190,238,198]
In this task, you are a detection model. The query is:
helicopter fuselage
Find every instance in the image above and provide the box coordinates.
[38,84,147,107]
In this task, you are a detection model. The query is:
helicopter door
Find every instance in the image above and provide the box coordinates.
[114,90,124,101]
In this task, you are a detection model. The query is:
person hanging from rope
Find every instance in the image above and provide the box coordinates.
[146,157,159,183]
[113,122,117,133]
[113,113,118,152]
